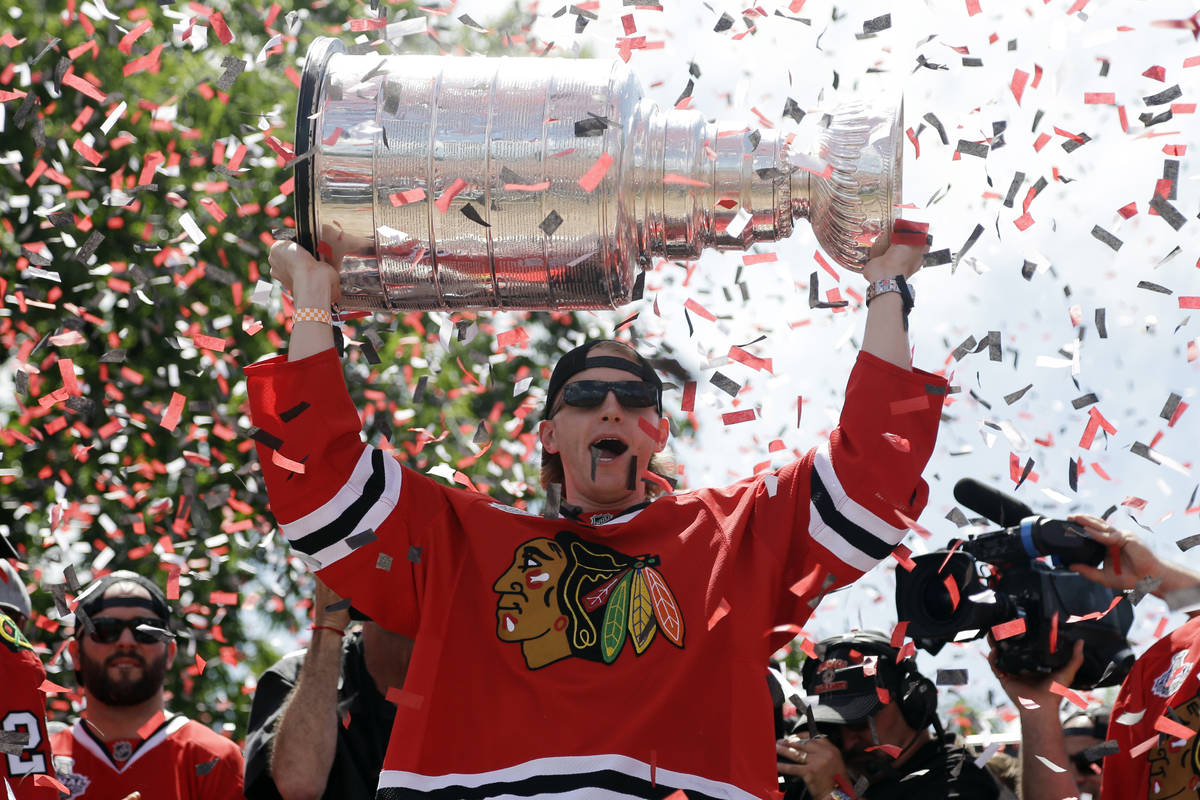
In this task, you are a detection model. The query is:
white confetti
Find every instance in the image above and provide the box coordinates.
[513,376,533,397]
[387,16,427,41]
[100,100,127,135]
[179,212,206,244]
[725,207,752,239]
[1034,754,1067,773]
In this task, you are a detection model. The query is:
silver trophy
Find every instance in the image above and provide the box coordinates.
[294,38,903,312]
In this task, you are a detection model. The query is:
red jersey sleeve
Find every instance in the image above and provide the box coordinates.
[1,614,58,800]
[783,351,946,603]
[245,348,448,636]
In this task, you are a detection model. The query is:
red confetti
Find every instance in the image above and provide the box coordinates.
[991,618,1027,640]
[1084,92,1116,105]
[721,410,757,426]
[681,381,696,412]
[208,11,234,44]
[118,19,153,55]
[1013,212,1034,231]
[271,450,305,474]
[1050,681,1088,709]
[707,597,731,629]
[160,392,186,432]
[663,173,708,187]
[1144,65,1167,81]
[889,395,929,415]
[1117,202,1138,218]
[683,298,716,321]
[192,334,227,352]
[503,181,550,192]
[434,178,467,213]
[966,0,981,16]
[577,153,614,193]
[1154,715,1197,741]
[1179,297,1200,309]
[389,187,426,207]
[943,574,960,611]
[1011,69,1029,104]
[63,71,107,102]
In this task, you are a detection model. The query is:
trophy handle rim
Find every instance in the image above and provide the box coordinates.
[294,36,347,258]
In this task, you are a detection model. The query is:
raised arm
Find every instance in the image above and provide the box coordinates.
[1067,513,1200,605]
[267,239,341,362]
[859,242,925,371]
[268,579,351,800]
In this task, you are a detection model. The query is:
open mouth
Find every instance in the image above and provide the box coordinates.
[589,438,629,463]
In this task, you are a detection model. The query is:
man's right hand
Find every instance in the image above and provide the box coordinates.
[269,239,341,305]
[313,576,351,632]
[1065,513,1164,592]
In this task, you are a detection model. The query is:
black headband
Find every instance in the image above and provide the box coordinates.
[77,571,172,625]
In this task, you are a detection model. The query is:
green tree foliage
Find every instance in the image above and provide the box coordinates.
[0,0,624,737]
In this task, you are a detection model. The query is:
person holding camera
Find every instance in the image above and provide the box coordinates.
[777,631,1002,799]
[993,513,1200,800]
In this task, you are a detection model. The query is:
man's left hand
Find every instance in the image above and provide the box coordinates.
[861,242,927,284]
[777,734,848,799]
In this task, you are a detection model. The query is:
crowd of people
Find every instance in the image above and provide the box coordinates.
[3,239,1199,799]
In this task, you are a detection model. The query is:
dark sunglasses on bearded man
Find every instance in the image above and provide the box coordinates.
[84,616,173,645]
[555,380,660,414]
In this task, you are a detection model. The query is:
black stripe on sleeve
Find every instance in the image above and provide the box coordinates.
[292,449,387,555]
[377,769,726,800]
[810,467,894,561]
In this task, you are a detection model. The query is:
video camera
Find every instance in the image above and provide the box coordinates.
[895,479,1134,689]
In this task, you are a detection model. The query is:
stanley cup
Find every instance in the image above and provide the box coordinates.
[294,38,903,312]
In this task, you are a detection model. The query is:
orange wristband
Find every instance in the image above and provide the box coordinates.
[294,307,332,325]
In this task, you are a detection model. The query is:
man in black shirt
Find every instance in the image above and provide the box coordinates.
[777,631,1000,800]
[244,579,412,800]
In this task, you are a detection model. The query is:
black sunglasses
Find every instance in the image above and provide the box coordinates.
[558,380,659,413]
[86,617,170,645]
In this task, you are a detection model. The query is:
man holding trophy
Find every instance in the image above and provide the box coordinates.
[246,42,945,800]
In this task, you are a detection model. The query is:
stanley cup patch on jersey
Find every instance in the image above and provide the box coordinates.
[492,530,684,670]
[52,755,91,799]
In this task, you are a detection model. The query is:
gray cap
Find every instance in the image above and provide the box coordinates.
[0,559,32,622]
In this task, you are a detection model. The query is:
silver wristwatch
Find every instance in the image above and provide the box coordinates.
[865,277,915,307]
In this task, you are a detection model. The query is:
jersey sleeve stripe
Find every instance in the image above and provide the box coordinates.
[307,455,402,569]
[807,447,907,570]
[282,449,402,556]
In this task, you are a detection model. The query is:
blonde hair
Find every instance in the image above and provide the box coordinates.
[540,341,677,500]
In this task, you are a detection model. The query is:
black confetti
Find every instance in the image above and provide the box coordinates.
[1163,160,1179,199]
[74,231,105,262]
[539,210,564,236]
[407,545,422,563]
[1149,194,1187,230]
[280,401,311,422]
[1177,534,1200,552]
[1095,308,1107,338]
[1161,393,1183,421]
[376,553,393,571]
[709,372,741,397]
[923,248,951,267]
[922,113,948,145]
[1071,393,1099,410]
[1061,132,1091,154]
[99,348,126,363]
[1140,109,1173,127]
[955,139,988,158]
[631,269,646,302]
[1090,226,1122,251]
[714,12,734,32]
[1014,457,1035,490]
[1003,384,1032,405]
[1137,280,1172,295]
[247,427,284,451]
[862,13,890,32]
[195,758,220,776]
[1069,458,1078,492]
[346,529,377,551]
[1003,172,1024,208]
[573,116,609,137]
[951,335,977,362]
[1143,84,1182,106]
[945,507,970,527]
[962,57,983,67]
[215,56,246,92]
[65,395,94,415]
[412,375,428,404]
[1130,442,1159,463]
[500,166,528,185]
[461,203,491,227]
[782,97,805,123]
[324,597,352,612]
[936,669,968,685]
[1020,260,1037,280]
[954,224,984,268]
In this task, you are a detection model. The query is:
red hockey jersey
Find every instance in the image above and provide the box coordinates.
[247,347,946,799]
[48,715,244,800]
[1,612,58,800]
[1100,615,1200,799]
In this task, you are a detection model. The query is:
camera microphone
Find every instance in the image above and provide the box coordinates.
[953,478,1035,527]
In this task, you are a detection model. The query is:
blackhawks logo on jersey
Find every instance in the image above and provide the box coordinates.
[493,531,685,670]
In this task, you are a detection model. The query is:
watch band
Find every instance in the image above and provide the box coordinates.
[294,306,333,325]
[865,276,915,311]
